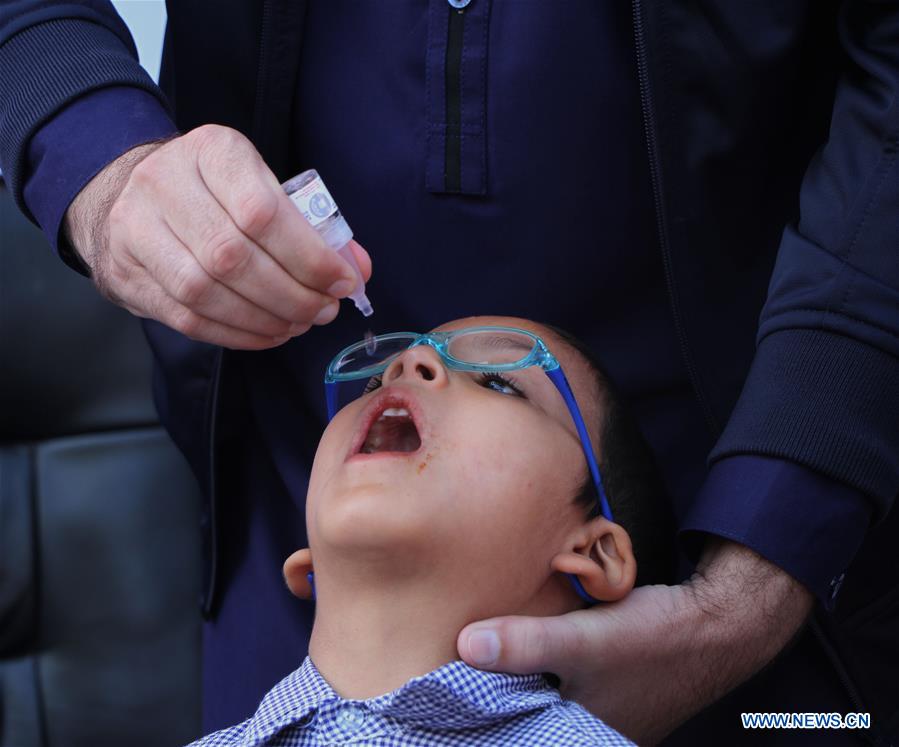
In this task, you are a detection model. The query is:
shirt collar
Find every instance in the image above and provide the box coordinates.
[243,658,334,744]
[364,659,559,728]
[243,657,560,743]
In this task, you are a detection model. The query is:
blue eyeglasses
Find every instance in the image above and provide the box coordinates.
[324,326,613,605]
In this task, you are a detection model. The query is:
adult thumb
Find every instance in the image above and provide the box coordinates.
[457,615,583,676]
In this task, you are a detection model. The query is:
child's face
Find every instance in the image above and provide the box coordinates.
[305,316,602,614]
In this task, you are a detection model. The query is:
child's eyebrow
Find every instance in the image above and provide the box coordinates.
[465,333,536,356]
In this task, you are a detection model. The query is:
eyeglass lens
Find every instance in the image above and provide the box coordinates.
[334,335,417,374]
[445,330,536,365]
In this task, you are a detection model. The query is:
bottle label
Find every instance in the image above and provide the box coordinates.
[288,175,339,227]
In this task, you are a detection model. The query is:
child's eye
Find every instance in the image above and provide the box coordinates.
[363,375,383,394]
[477,372,524,397]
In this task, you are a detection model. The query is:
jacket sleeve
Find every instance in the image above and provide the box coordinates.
[699,3,899,573]
[0,1,175,224]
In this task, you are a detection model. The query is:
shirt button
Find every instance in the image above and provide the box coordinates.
[447,0,472,9]
[335,705,366,733]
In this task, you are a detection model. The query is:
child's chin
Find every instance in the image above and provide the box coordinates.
[317,494,435,549]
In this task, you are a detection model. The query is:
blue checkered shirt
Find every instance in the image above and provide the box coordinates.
[189,657,633,746]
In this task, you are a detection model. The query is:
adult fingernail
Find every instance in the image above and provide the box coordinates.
[312,302,340,326]
[327,278,355,298]
[466,629,500,667]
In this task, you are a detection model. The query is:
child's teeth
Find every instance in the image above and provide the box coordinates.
[381,407,409,418]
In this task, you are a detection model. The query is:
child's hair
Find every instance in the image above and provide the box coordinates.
[544,325,677,587]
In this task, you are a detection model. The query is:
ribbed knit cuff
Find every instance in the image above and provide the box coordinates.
[24,87,178,275]
[0,18,173,218]
[710,329,899,515]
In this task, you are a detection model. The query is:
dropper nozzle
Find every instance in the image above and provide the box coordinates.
[352,291,374,317]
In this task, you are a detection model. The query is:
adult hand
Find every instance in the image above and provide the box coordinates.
[457,539,813,745]
[64,125,372,349]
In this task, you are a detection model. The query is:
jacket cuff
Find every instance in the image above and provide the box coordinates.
[681,456,871,609]
[0,18,173,220]
[24,87,177,274]
[710,329,899,514]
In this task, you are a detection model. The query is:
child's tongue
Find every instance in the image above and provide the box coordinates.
[361,415,421,454]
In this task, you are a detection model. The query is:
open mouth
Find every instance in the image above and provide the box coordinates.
[361,407,422,453]
[352,392,424,456]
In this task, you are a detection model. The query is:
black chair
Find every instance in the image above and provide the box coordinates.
[0,183,202,746]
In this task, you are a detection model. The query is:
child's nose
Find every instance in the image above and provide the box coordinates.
[382,345,448,387]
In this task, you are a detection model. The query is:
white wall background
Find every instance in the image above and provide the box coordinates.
[111,0,167,83]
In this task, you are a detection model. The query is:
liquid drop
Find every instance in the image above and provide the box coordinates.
[364,329,377,356]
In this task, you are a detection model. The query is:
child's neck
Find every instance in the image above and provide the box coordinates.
[305,555,574,699]
[307,580,468,699]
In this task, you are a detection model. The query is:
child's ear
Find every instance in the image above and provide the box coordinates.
[283,548,314,599]
[550,518,637,602]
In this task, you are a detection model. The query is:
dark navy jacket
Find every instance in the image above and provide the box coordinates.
[1,0,898,741]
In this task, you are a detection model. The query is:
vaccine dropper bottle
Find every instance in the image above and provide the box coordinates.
[281,169,373,317]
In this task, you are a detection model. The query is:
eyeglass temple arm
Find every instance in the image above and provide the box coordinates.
[545,367,614,522]
[326,381,339,421]
[547,366,614,606]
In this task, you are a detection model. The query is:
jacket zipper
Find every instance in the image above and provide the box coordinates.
[251,0,274,156]
[632,0,718,436]
[202,0,272,619]
[809,617,881,745]
[202,347,224,618]
[445,5,465,192]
